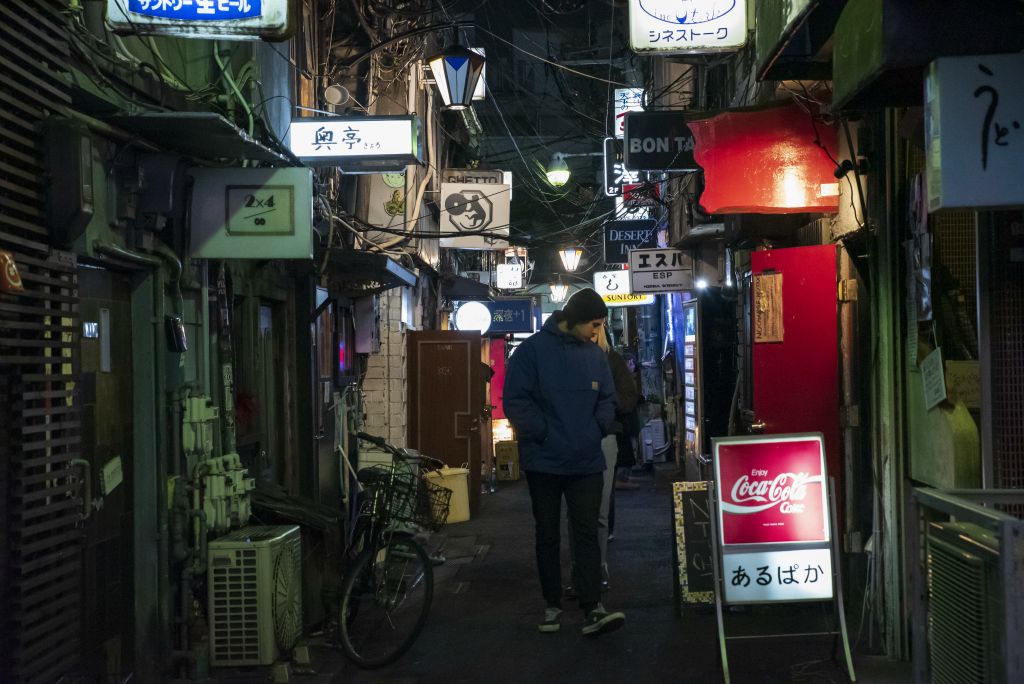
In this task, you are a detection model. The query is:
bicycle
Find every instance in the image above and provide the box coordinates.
[338,432,452,668]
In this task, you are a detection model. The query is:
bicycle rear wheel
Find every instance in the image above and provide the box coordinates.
[339,535,434,668]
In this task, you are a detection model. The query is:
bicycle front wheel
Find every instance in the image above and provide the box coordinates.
[339,535,434,668]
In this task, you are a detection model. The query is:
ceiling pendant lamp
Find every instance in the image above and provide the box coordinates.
[428,45,485,110]
[558,246,583,272]
[549,282,569,303]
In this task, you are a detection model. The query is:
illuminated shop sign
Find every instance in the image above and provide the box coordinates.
[628,0,748,54]
[288,116,422,172]
[613,88,645,138]
[106,0,290,39]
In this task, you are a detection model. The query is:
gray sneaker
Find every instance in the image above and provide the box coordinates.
[581,603,625,636]
[538,607,562,633]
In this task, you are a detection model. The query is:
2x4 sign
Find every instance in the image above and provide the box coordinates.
[623,111,699,171]
[603,219,658,264]
[628,247,693,292]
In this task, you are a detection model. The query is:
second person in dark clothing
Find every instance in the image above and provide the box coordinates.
[503,288,627,637]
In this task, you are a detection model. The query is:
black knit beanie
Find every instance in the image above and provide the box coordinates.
[562,288,608,326]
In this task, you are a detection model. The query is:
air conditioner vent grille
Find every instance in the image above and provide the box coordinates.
[927,525,998,684]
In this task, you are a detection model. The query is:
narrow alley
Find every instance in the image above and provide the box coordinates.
[2,1,1024,683]
[282,468,907,684]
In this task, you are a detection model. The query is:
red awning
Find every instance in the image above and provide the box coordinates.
[690,101,840,215]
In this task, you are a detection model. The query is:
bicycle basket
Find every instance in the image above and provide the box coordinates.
[363,466,451,532]
[416,476,452,532]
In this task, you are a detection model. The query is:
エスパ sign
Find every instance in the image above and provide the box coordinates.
[628,248,693,292]
[628,0,748,54]
[714,433,829,545]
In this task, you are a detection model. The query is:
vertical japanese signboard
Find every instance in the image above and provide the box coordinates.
[613,88,645,138]
[603,138,641,197]
[713,433,832,603]
[752,272,783,343]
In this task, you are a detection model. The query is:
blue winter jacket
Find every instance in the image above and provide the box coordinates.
[502,311,616,475]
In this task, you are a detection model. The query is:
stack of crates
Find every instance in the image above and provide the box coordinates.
[495,441,520,481]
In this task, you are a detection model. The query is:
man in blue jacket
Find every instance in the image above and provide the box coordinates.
[503,288,626,636]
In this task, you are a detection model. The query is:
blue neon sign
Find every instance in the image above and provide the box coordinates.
[127,0,262,21]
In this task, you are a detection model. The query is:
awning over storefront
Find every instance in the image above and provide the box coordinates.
[326,249,417,296]
[755,0,844,81]
[107,112,293,163]
[832,0,1024,111]
[441,273,491,301]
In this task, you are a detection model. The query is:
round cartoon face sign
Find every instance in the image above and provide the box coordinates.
[444,190,493,231]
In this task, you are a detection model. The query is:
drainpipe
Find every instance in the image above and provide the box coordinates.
[216,262,237,455]
[839,248,860,551]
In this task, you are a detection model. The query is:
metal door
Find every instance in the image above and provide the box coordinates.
[750,245,841,497]
[407,331,485,514]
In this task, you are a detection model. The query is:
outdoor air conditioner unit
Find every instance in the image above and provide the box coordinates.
[208,525,303,667]
[926,521,1002,683]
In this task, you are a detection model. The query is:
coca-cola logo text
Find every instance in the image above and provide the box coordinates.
[728,470,814,514]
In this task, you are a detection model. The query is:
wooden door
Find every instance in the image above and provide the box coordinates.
[78,267,135,679]
[407,331,485,513]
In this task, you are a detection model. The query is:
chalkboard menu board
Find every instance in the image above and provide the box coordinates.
[672,481,714,608]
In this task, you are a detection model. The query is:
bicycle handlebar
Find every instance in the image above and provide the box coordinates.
[356,432,446,470]
[356,431,387,448]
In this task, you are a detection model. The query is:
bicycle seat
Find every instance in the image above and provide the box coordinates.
[356,467,385,486]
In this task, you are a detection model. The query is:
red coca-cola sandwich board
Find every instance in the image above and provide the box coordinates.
[712,433,833,605]
[715,434,829,546]
[709,433,855,682]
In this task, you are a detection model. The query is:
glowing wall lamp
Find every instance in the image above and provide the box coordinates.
[427,45,485,111]
[546,153,571,187]
[549,282,569,303]
[453,300,492,334]
[545,151,603,187]
[558,246,583,273]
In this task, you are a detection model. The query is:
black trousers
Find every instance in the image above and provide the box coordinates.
[525,470,604,612]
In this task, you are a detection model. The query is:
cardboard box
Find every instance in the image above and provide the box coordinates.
[495,441,520,481]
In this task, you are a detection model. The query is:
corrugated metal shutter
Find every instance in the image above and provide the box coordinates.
[0,1,83,682]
